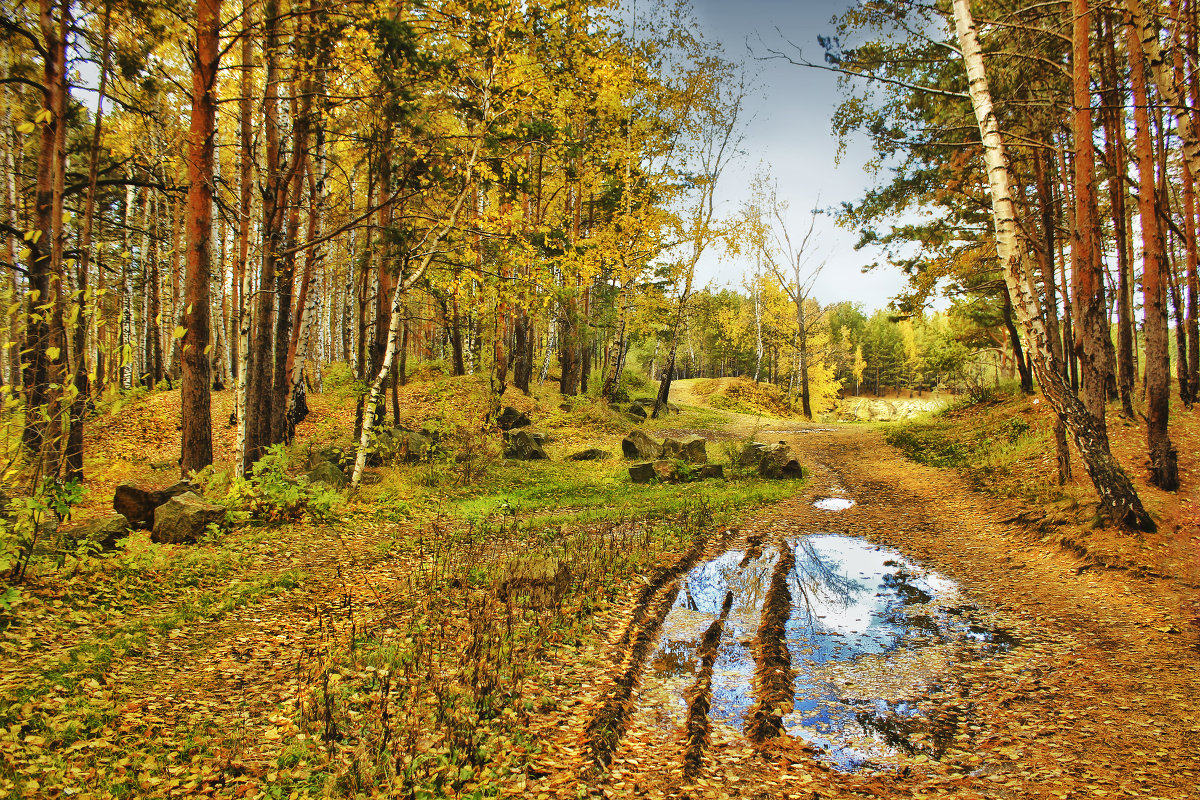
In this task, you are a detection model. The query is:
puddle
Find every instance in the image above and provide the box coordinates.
[646,534,1016,771]
[814,497,855,511]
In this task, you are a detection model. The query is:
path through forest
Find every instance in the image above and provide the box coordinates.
[527,391,1200,799]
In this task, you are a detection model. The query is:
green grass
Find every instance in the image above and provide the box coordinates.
[884,395,1062,503]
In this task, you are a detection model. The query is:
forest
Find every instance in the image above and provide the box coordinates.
[1,0,1198,797]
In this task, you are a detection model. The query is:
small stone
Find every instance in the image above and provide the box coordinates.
[114,480,197,529]
[306,461,346,488]
[629,462,657,483]
[662,435,707,464]
[758,443,804,479]
[697,464,724,480]
[504,430,550,460]
[652,460,680,483]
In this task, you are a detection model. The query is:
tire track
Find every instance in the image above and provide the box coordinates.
[682,590,733,779]
[745,537,796,744]
[585,531,727,771]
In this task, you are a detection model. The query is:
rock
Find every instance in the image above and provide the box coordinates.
[622,430,662,460]
[758,443,804,479]
[390,429,431,463]
[566,448,611,461]
[629,462,658,483]
[308,446,348,471]
[738,442,770,467]
[661,435,707,464]
[151,492,226,545]
[496,406,531,430]
[666,402,682,414]
[627,401,649,420]
[629,460,680,483]
[114,480,197,529]
[149,460,175,471]
[837,397,945,422]
[306,461,346,488]
[504,430,550,460]
[498,556,571,606]
[697,464,725,480]
[59,513,131,552]
[652,461,681,482]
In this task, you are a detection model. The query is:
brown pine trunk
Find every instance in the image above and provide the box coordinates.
[1124,7,1178,490]
[180,0,220,474]
[1072,0,1111,431]
[1033,149,1073,482]
[22,0,67,460]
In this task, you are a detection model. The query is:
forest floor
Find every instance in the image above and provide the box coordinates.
[1,377,1197,799]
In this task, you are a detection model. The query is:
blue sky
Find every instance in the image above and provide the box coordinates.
[687,0,907,313]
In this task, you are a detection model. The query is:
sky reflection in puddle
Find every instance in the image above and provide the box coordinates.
[647,534,1015,771]
[814,497,855,511]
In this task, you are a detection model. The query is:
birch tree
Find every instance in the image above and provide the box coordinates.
[950,0,1155,531]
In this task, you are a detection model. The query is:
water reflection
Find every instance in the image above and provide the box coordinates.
[813,497,855,511]
[646,534,1016,772]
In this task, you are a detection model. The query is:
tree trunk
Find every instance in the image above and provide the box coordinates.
[952,0,1154,530]
[245,0,283,470]
[234,0,255,477]
[1124,7,1179,490]
[1071,0,1113,430]
[180,0,220,474]
[65,0,112,482]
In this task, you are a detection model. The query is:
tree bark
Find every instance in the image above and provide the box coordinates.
[180,0,220,474]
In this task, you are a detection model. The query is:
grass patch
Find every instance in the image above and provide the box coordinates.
[884,392,1063,503]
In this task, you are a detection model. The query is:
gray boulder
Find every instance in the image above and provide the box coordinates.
[697,464,725,480]
[738,442,770,467]
[566,448,611,461]
[114,480,197,529]
[622,430,662,460]
[504,430,550,460]
[662,435,707,464]
[151,492,226,544]
[306,461,346,488]
[496,406,531,431]
[60,513,131,552]
[629,460,681,483]
[758,443,804,479]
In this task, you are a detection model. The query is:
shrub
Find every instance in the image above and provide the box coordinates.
[223,445,341,524]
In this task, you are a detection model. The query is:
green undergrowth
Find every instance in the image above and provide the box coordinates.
[295,498,715,799]
[356,448,799,530]
[884,387,1065,504]
[0,524,307,796]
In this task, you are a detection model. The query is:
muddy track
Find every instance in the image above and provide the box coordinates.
[744,537,797,744]
[585,531,729,770]
[682,590,733,778]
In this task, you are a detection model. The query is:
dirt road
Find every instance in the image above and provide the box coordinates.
[533,420,1200,799]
